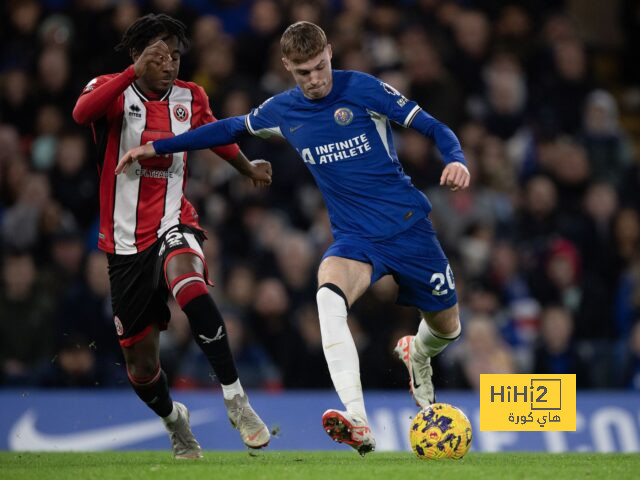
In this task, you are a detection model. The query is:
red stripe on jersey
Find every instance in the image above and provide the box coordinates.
[134,102,172,251]
[98,95,125,252]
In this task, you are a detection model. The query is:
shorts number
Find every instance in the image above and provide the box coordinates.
[430,273,446,292]
[429,264,455,295]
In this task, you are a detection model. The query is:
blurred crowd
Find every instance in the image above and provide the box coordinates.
[1,0,640,392]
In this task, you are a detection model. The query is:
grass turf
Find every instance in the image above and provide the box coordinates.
[1,452,638,480]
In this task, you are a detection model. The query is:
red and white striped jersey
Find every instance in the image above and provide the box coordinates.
[75,67,239,254]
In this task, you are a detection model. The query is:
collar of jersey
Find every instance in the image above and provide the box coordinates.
[131,81,173,103]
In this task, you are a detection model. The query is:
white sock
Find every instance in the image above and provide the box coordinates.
[414,319,461,359]
[162,403,179,423]
[221,378,245,400]
[317,286,368,422]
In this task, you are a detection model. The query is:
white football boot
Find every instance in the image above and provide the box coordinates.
[322,409,376,456]
[394,335,435,408]
[163,402,203,459]
[224,393,271,449]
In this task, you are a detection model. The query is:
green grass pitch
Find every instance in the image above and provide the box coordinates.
[1,452,638,480]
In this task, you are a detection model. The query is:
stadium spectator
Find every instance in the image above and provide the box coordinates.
[448,314,517,389]
[621,320,640,390]
[532,306,590,387]
[0,251,55,385]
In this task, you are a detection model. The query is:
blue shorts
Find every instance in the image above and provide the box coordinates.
[323,218,457,312]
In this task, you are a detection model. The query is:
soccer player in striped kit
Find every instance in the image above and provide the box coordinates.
[118,21,470,456]
[73,14,272,458]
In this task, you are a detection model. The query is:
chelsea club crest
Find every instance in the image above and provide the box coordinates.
[334,107,353,126]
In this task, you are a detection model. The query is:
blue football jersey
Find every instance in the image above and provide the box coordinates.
[245,70,433,241]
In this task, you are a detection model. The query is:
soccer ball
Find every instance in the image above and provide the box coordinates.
[409,403,472,460]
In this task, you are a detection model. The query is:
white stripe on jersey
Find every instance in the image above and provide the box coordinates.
[367,109,393,160]
[158,85,193,239]
[245,115,283,138]
[403,105,421,127]
[114,88,145,254]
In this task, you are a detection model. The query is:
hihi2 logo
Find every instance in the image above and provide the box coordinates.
[479,374,576,431]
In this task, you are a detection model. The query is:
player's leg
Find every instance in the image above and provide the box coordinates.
[122,325,202,459]
[317,255,375,455]
[108,250,202,459]
[396,304,462,407]
[389,218,461,408]
[165,251,269,449]
[418,303,462,360]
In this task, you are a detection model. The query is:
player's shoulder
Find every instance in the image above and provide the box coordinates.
[172,80,213,110]
[173,79,205,96]
[338,70,380,88]
[253,89,296,115]
[336,70,385,99]
[81,73,118,92]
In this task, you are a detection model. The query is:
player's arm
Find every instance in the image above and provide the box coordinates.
[116,116,271,187]
[72,40,172,125]
[363,74,469,190]
[409,110,470,191]
[225,150,272,187]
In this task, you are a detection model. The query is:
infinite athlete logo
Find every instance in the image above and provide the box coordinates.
[334,107,353,126]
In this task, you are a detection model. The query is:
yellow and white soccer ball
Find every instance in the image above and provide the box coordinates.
[409,403,472,460]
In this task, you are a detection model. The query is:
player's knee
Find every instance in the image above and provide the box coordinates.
[165,253,203,285]
[170,271,208,308]
[422,306,461,338]
[125,357,160,384]
[317,283,349,310]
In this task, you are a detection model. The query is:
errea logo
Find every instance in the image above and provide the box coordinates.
[128,104,142,118]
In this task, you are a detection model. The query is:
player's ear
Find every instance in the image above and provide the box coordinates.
[327,44,333,60]
[130,48,140,62]
[281,56,292,72]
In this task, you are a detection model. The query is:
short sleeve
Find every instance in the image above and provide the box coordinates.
[245,95,285,138]
[358,73,422,127]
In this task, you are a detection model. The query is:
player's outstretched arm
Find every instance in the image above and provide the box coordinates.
[116,143,156,174]
[116,115,249,175]
[440,162,470,191]
[409,110,470,191]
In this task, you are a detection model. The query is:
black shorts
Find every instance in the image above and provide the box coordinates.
[107,224,208,346]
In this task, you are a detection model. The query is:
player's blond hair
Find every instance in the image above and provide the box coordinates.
[280,21,327,63]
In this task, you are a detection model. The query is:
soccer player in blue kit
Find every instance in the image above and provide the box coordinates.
[118,21,470,455]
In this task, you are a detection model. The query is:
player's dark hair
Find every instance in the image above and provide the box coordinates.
[281,21,327,63]
[115,14,189,56]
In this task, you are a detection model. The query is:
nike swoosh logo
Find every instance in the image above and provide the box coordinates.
[247,428,267,442]
[8,408,215,451]
[289,124,304,133]
[412,366,421,388]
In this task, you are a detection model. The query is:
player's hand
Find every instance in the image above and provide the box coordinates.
[440,161,470,191]
[247,159,272,187]
[116,143,157,174]
[133,40,172,78]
